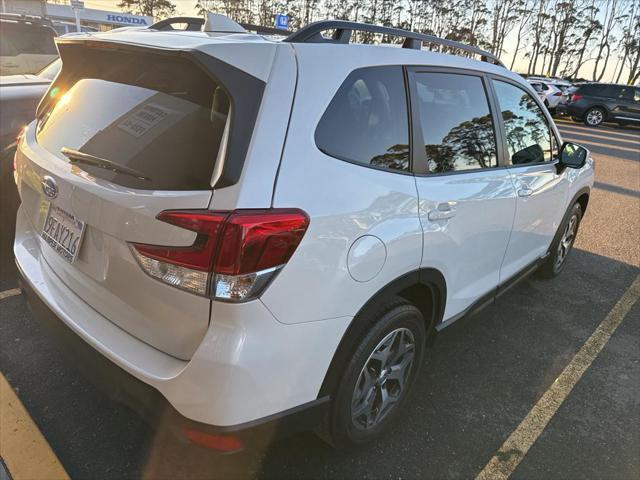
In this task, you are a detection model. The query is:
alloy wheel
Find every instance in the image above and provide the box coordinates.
[351,328,415,430]
[586,109,603,126]
[555,213,578,270]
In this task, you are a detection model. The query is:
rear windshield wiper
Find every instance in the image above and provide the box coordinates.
[61,147,151,181]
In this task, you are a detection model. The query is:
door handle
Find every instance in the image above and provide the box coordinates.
[518,187,533,197]
[428,202,457,221]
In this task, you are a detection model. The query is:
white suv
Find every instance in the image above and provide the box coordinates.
[14,15,594,452]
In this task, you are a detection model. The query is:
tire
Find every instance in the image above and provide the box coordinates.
[321,299,427,450]
[583,107,605,127]
[538,202,583,278]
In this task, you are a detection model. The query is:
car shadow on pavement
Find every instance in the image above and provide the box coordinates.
[1,246,638,479]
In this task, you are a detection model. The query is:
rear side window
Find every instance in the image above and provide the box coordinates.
[621,87,639,102]
[492,80,552,165]
[413,72,498,173]
[37,51,231,190]
[315,66,409,172]
[582,84,623,98]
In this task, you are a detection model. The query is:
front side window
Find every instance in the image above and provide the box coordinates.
[492,80,553,165]
[315,66,409,172]
[413,73,498,173]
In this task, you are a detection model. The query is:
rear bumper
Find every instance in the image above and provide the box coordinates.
[14,204,346,439]
[17,260,329,448]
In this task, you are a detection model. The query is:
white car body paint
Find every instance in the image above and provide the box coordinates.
[14,26,594,428]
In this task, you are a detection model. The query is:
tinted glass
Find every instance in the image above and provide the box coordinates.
[0,23,18,56]
[493,80,552,165]
[620,87,637,102]
[315,66,409,172]
[414,73,497,173]
[1,23,57,55]
[37,51,230,190]
[583,84,623,98]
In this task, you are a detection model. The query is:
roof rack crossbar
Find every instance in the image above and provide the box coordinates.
[150,17,205,31]
[149,16,289,36]
[283,20,505,67]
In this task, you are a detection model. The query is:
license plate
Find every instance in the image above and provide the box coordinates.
[41,203,86,263]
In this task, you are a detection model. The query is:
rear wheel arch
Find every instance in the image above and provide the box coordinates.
[318,268,446,398]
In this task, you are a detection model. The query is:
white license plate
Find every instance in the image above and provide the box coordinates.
[41,203,86,263]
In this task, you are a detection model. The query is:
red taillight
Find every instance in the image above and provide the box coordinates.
[181,428,244,453]
[133,211,228,271]
[130,209,309,300]
[553,91,562,96]
[215,210,310,275]
[571,94,582,103]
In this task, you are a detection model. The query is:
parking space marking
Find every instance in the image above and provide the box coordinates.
[0,374,69,480]
[558,138,639,154]
[558,130,640,146]
[476,275,640,480]
[556,124,640,140]
[0,289,21,301]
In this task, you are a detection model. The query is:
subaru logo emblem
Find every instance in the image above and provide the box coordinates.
[41,176,58,199]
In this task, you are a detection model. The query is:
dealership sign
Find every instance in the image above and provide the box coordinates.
[46,4,153,27]
[106,14,148,25]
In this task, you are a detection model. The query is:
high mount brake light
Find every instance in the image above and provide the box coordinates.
[130,209,309,301]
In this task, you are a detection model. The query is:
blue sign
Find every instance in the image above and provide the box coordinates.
[275,14,289,30]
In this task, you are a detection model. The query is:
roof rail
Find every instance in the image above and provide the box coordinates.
[283,20,505,68]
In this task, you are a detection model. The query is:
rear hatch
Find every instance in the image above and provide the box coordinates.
[16,37,267,359]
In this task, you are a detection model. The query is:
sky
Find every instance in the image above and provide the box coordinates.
[83,0,627,82]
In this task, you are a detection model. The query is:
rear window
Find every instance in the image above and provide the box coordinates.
[0,22,57,56]
[36,51,230,190]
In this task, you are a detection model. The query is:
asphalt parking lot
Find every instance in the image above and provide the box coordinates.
[0,118,638,479]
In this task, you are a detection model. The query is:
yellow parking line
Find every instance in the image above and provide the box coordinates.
[0,289,21,301]
[476,275,640,480]
[0,374,69,480]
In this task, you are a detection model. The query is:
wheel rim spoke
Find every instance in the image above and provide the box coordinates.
[556,214,578,269]
[351,327,416,430]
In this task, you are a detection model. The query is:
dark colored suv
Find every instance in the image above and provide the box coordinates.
[564,83,640,127]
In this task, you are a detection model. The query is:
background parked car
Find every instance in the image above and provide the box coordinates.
[1,58,60,236]
[528,79,564,114]
[565,83,640,127]
[0,13,58,75]
[0,58,60,153]
[51,21,99,35]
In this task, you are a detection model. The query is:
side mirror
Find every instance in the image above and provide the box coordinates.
[558,142,587,170]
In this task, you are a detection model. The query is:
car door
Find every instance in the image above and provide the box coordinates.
[617,86,640,122]
[408,69,517,320]
[489,77,569,282]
